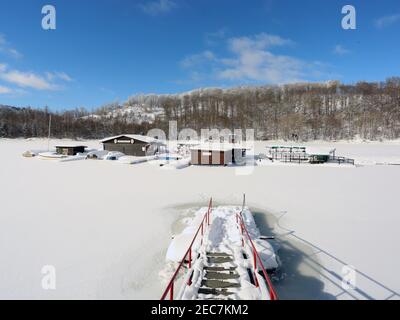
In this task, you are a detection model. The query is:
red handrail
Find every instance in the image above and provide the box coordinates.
[161,198,213,300]
[236,212,278,300]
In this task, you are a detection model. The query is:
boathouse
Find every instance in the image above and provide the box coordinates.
[101,134,164,157]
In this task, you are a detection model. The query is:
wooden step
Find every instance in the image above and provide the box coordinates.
[205,271,240,280]
[201,279,241,289]
[207,256,234,264]
[206,252,231,257]
[204,266,237,272]
[198,287,234,297]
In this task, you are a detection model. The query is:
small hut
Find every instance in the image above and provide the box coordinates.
[306,147,336,164]
[55,145,87,156]
[190,143,247,166]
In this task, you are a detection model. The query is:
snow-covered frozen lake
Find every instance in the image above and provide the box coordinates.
[0,138,399,300]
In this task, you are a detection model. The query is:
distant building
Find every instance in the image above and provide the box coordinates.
[266,145,338,164]
[306,147,336,164]
[190,143,247,166]
[267,146,307,162]
[56,145,87,156]
[101,134,164,157]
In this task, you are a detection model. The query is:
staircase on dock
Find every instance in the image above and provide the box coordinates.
[160,197,278,301]
[198,252,240,299]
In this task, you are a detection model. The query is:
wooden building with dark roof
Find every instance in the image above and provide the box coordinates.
[101,134,164,157]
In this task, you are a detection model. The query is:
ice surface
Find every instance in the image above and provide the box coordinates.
[0,138,399,299]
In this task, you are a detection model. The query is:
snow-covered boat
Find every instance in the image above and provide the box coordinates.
[22,150,42,158]
[38,151,68,160]
[103,151,125,161]
[86,150,109,160]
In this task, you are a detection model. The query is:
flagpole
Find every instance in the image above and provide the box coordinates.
[47,114,51,151]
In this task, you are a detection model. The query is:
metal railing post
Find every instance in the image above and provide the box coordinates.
[162,197,235,300]
[253,248,257,271]
[236,211,278,300]
[201,222,204,245]
[208,198,212,226]
[188,247,192,269]
[253,248,259,288]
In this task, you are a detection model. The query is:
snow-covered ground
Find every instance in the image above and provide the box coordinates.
[0,138,399,300]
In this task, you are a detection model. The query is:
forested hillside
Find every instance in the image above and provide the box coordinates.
[1,78,400,141]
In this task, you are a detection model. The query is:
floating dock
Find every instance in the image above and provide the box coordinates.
[161,198,278,300]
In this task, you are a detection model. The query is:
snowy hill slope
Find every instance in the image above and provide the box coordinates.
[83,103,164,125]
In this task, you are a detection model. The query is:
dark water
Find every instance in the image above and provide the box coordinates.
[166,203,336,300]
[252,209,336,300]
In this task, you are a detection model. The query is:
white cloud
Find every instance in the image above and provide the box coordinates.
[218,51,304,84]
[139,0,177,16]
[0,65,72,91]
[374,14,400,29]
[0,34,22,59]
[181,51,216,68]
[46,71,73,82]
[218,34,303,84]
[0,35,72,92]
[56,72,73,82]
[180,33,330,85]
[228,33,293,53]
[0,85,12,94]
[1,70,55,90]
[205,28,228,45]
[333,44,350,55]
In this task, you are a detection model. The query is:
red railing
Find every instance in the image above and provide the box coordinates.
[236,212,278,300]
[161,198,213,300]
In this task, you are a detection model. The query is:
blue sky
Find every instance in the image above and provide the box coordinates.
[0,0,399,111]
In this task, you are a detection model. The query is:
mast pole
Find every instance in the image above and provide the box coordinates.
[47,114,52,151]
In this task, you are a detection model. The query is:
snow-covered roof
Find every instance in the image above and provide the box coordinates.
[190,143,247,152]
[100,134,162,144]
[306,147,336,156]
[55,145,87,148]
[267,145,306,149]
